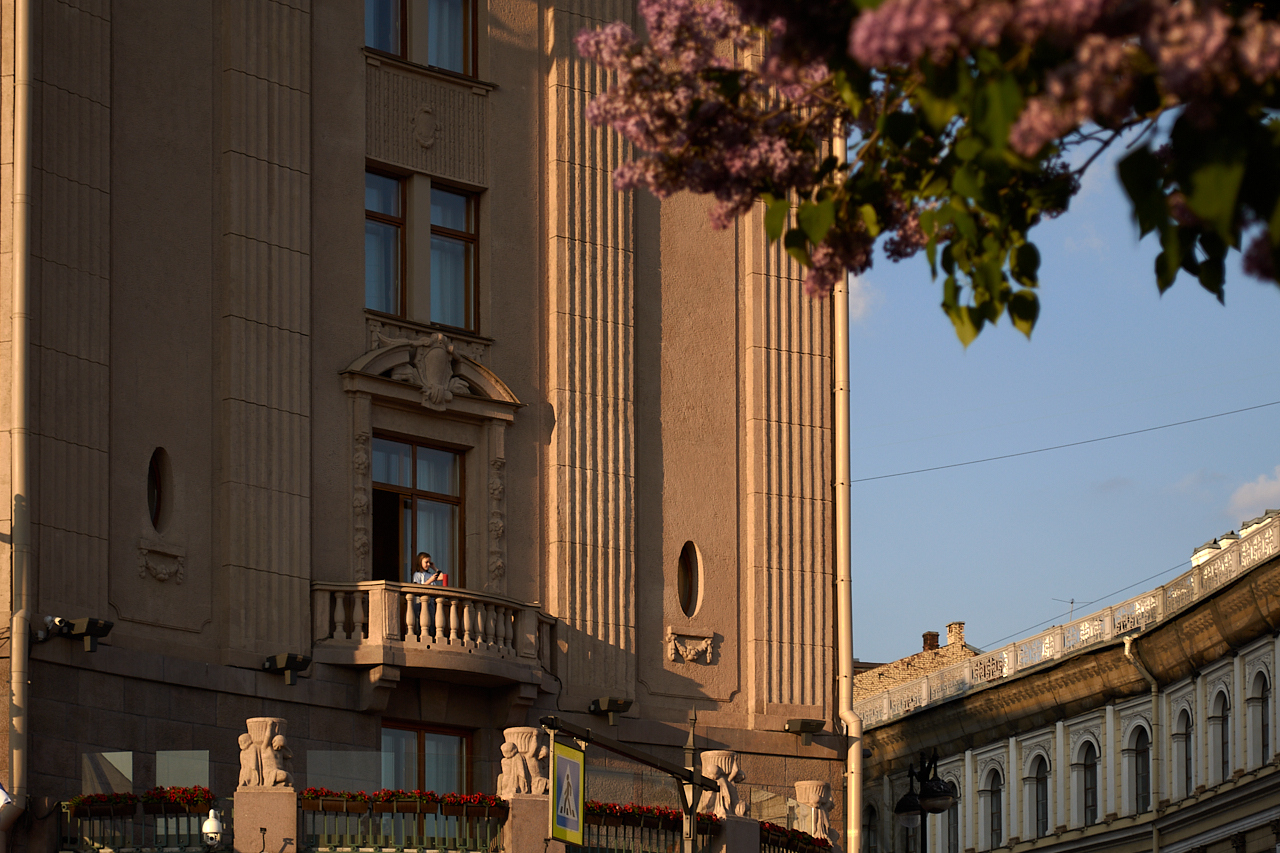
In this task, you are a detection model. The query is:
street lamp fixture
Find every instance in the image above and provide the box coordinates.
[894,750,959,853]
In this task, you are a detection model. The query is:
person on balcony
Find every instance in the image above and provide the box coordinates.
[410,552,446,638]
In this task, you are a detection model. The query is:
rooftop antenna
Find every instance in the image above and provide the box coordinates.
[1052,597,1075,622]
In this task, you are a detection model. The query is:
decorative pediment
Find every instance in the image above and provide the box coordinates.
[345,330,520,411]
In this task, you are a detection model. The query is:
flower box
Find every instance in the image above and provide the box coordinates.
[602,815,622,826]
[440,803,465,817]
[143,801,208,816]
[72,803,138,819]
[395,800,419,814]
[299,799,320,812]
[320,798,348,812]
[485,804,510,821]
[585,813,604,826]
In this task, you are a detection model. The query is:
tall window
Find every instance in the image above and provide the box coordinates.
[371,437,463,584]
[366,172,403,315]
[988,772,1002,848]
[1033,756,1049,837]
[1264,681,1272,761]
[901,825,918,853]
[430,188,476,330]
[1082,742,1098,826]
[381,723,469,793]
[863,806,879,853]
[365,0,475,76]
[1179,710,1193,796]
[946,801,959,853]
[1134,728,1151,813]
[1213,692,1231,782]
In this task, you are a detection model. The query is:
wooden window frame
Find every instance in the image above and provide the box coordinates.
[381,720,472,793]
[428,185,479,333]
[370,433,466,586]
[366,170,407,318]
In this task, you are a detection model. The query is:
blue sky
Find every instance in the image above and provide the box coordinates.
[847,153,1280,664]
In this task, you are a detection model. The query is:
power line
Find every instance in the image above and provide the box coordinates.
[979,559,1191,648]
[852,400,1280,484]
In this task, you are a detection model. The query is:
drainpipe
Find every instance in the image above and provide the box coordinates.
[1123,636,1159,853]
[833,131,862,853]
[6,0,33,844]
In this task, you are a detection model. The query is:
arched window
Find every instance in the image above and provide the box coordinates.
[1082,742,1099,826]
[1211,691,1231,783]
[947,799,960,853]
[1249,671,1271,768]
[902,823,918,853]
[1032,756,1049,837]
[1133,727,1151,813]
[988,771,1003,848]
[864,806,880,853]
[1177,709,1193,798]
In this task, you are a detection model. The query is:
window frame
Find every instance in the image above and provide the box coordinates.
[427,184,479,333]
[863,806,880,853]
[988,772,1002,849]
[370,432,466,586]
[380,719,472,793]
[364,0,478,78]
[1133,727,1151,814]
[365,169,407,318]
[1033,756,1049,838]
[1081,742,1098,827]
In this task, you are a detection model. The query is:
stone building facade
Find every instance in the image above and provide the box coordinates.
[0,1,848,850]
[857,511,1280,853]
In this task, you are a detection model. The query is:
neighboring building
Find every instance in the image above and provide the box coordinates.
[853,622,980,702]
[0,1,847,850]
[856,511,1280,853]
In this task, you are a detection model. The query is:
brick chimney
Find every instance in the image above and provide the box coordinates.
[946,621,965,646]
[923,631,940,651]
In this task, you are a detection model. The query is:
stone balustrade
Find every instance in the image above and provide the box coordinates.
[310,581,551,683]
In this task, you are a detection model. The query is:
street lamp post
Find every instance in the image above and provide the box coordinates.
[894,751,960,853]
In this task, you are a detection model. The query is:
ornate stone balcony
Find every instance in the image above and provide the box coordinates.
[311,581,552,685]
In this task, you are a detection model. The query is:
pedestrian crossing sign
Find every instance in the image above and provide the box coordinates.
[551,740,584,845]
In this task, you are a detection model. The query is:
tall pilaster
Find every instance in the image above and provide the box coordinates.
[27,0,112,619]
[544,0,636,697]
[218,0,312,659]
[744,209,833,718]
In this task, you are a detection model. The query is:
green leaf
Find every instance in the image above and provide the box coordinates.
[859,204,881,238]
[783,228,811,267]
[1008,289,1039,338]
[955,136,983,162]
[797,199,836,246]
[1197,255,1226,302]
[1012,243,1040,287]
[764,194,789,242]
[943,303,984,347]
[883,112,919,148]
[915,88,958,134]
[1154,227,1181,293]
[1118,148,1166,238]
[1186,156,1246,240]
[974,75,1022,148]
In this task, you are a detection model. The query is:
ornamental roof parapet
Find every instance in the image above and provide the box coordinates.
[854,510,1280,730]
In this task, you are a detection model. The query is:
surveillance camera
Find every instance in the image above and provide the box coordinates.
[201,809,223,848]
[44,615,68,630]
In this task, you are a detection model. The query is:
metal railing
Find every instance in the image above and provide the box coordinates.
[581,820,718,853]
[299,805,503,852]
[59,806,227,852]
[854,511,1280,728]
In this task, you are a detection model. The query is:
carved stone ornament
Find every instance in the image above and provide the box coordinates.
[413,104,441,149]
[795,780,838,850]
[353,430,372,580]
[698,750,747,818]
[376,330,471,411]
[138,540,186,585]
[666,626,714,664]
[497,727,548,798]
[238,717,294,789]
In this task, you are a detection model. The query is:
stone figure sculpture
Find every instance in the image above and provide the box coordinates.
[698,750,747,818]
[496,741,526,799]
[503,727,549,795]
[239,717,294,788]
[237,733,260,787]
[795,780,838,849]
